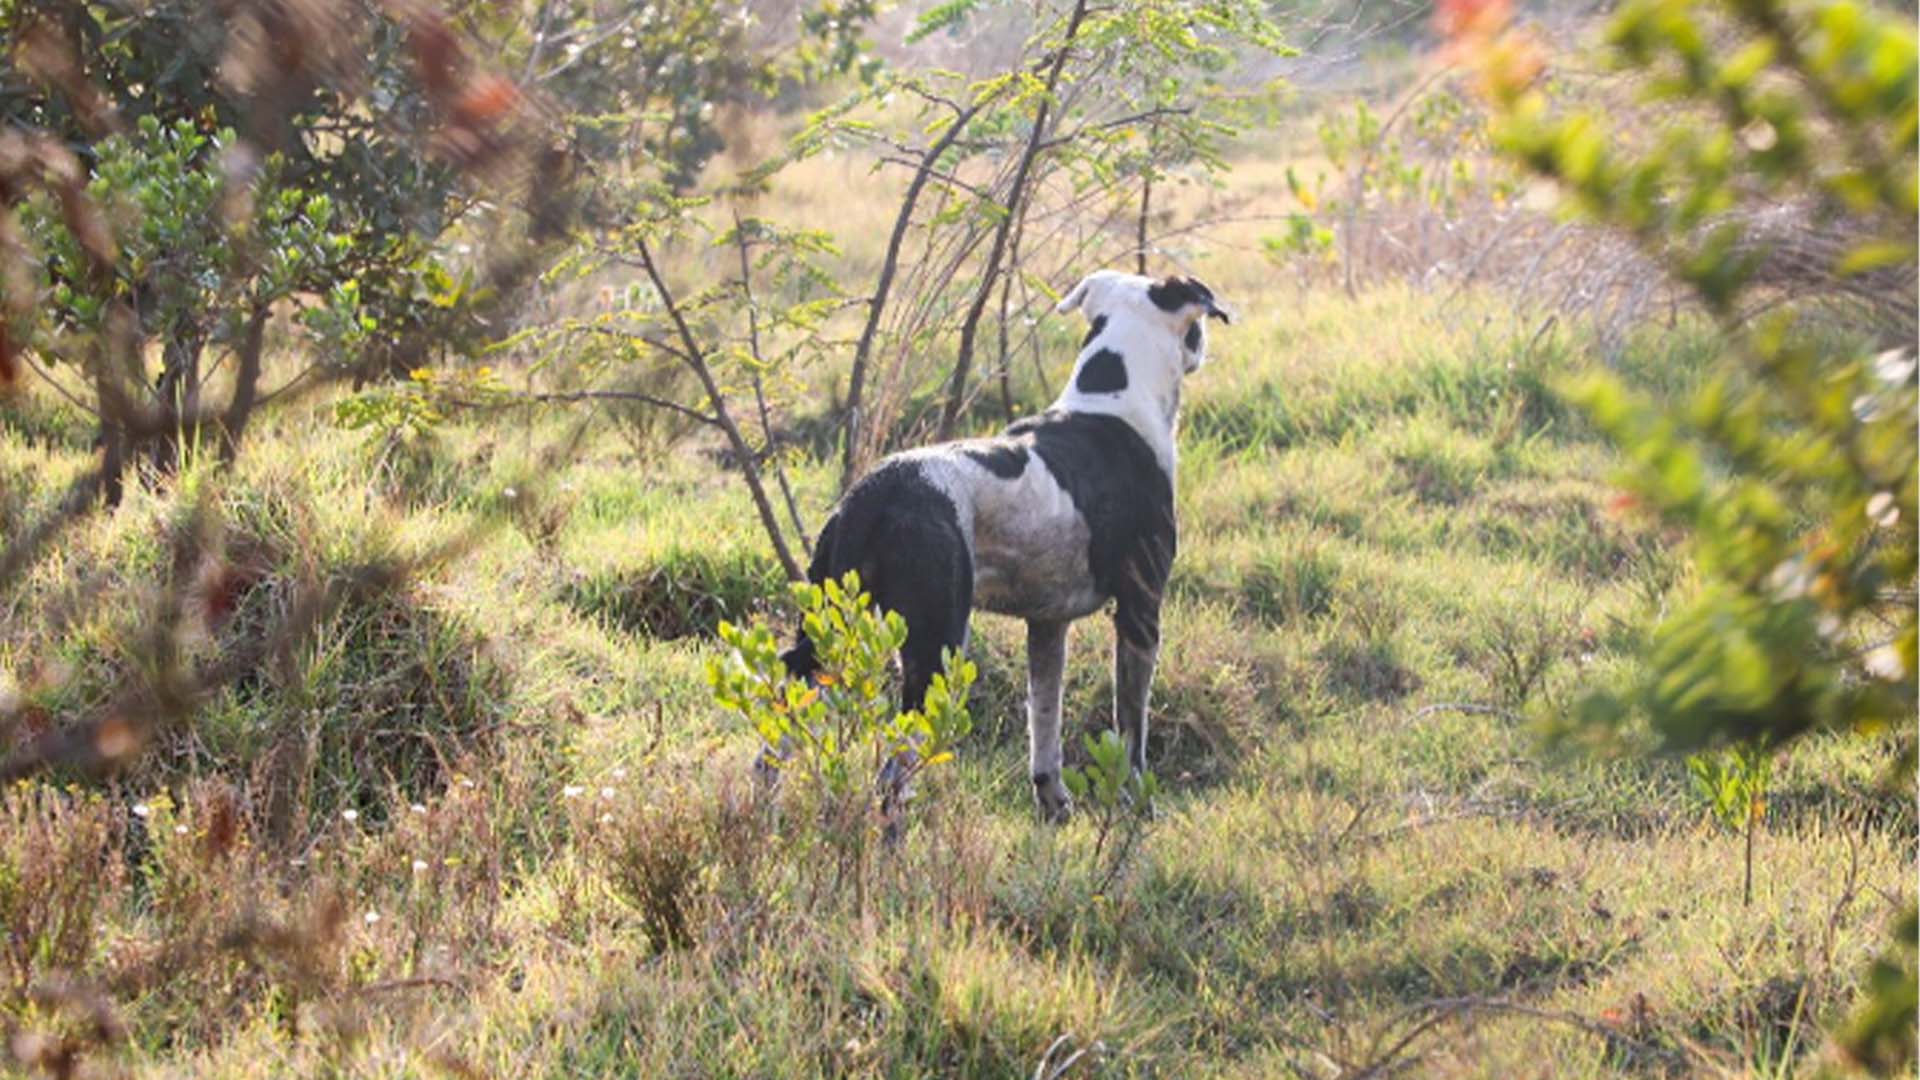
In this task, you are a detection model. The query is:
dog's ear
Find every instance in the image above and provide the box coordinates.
[1055,275,1094,316]
[1149,275,1233,324]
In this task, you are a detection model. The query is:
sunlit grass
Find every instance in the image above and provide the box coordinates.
[0,130,1909,1080]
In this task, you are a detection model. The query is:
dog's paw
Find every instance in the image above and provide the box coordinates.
[1031,771,1074,824]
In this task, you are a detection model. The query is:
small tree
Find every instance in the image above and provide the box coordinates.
[708,572,976,913]
[1686,743,1772,907]
[17,117,380,463]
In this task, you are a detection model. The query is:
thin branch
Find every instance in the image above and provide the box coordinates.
[1037,105,1195,152]
[1404,701,1524,725]
[841,91,998,490]
[18,348,101,418]
[439,389,717,426]
[731,208,810,557]
[634,237,805,582]
[937,0,1092,441]
[876,156,992,200]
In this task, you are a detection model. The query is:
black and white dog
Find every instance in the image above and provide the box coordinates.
[782,270,1230,819]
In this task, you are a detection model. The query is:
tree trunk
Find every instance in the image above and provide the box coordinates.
[149,320,205,473]
[219,305,274,464]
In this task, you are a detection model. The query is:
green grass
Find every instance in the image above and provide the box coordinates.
[0,256,1910,1077]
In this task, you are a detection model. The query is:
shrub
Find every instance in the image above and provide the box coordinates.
[1062,731,1161,895]
[708,572,976,909]
[599,791,708,954]
[564,547,786,641]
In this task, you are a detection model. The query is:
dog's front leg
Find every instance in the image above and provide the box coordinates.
[1026,619,1073,822]
[1112,607,1160,777]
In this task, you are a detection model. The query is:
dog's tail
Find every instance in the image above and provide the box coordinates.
[779,504,854,680]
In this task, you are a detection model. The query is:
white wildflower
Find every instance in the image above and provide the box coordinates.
[1873,348,1915,386]
[1864,644,1907,681]
[1767,557,1812,600]
[1867,492,1899,528]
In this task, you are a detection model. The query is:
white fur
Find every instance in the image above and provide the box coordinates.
[1053,269,1215,475]
[896,448,1104,623]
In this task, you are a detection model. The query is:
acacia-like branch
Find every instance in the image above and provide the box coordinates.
[936,0,1092,442]
[440,388,717,426]
[840,91,1000,490]
[634,237,805,582]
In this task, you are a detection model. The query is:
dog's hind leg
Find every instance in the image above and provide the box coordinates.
[867,511,970,841]
[1025,619,1073,822]
[1113,598,1162,777]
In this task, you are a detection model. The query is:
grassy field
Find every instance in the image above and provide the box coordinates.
[1,131,1912,1079]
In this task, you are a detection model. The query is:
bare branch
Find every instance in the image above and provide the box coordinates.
[634,237,805,582]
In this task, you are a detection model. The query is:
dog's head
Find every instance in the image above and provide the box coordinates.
[1056,270,1231,375]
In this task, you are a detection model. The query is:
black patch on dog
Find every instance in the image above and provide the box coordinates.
[789,460,974,709]
[1148,275,1214,314]
[1074,349,1129,394]
[1184,321,1203,352]
[1081,314,1108,348]
[1004,410,1175,648]
[963,443,1028,479]
[1150,275,1231,323]
[1031,771,1056,787]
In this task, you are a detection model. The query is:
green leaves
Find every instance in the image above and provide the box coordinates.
[1487,4,1914,1054]
[1061,730,1160,894]
[1686,742,1772,834]
[1062,730,1159,810]
[707,571,976,814]
[906,0,986,45]
[1498,0,1917,763]
[1685,741,1773,905]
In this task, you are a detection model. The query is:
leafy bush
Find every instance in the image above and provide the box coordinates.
[1062,730,1161,895]
[1686,744,1773,906]
[708,573,975,907]
[1473,0,1915,755]
[19,116,371,408]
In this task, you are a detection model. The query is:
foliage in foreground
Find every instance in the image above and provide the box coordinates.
[1458,0,1916,1071]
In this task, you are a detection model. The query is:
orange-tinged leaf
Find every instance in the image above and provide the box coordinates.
[455,75,522,126]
